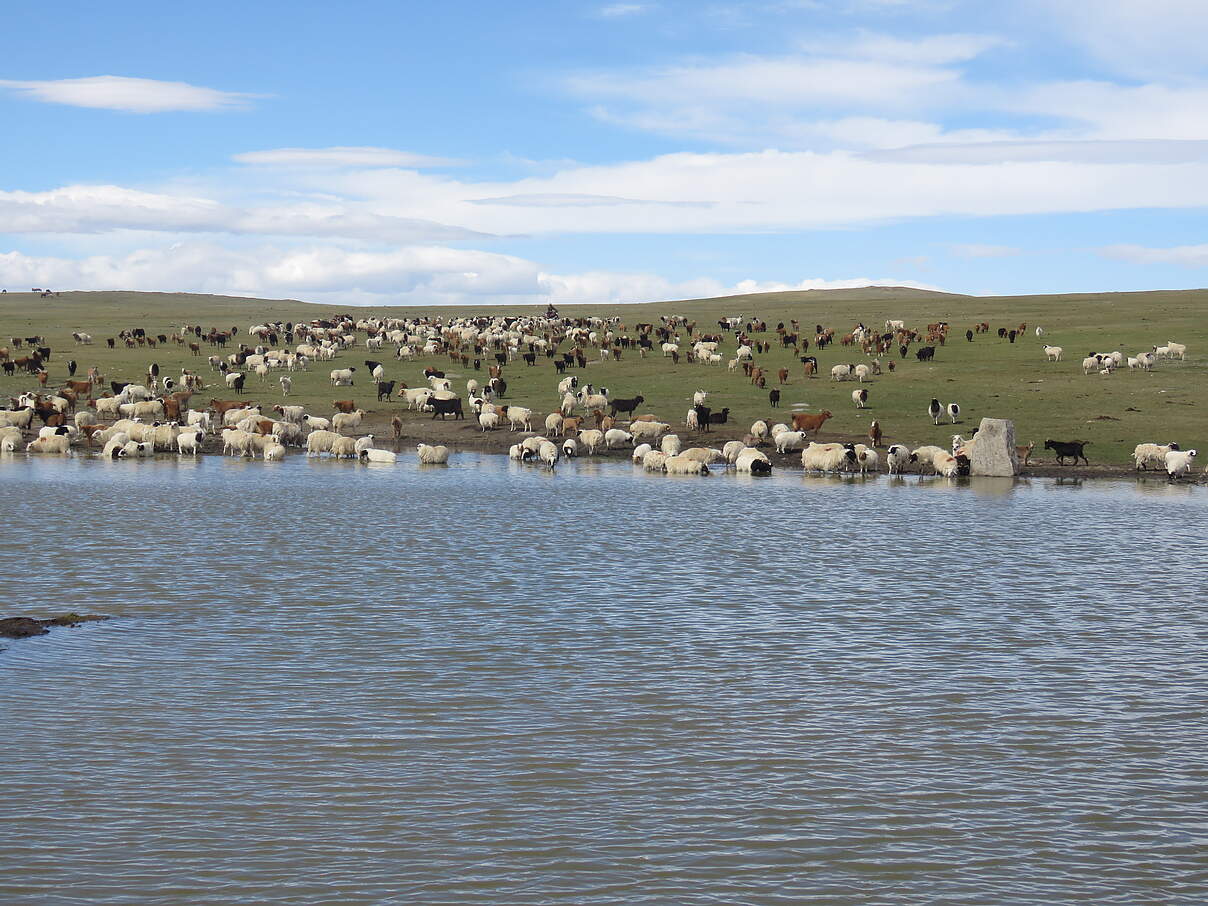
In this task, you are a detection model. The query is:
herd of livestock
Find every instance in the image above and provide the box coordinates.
[0,311,1200,480]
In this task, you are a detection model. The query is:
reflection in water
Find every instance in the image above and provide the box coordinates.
[1,455,1206,905]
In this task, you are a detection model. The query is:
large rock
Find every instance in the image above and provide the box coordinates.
[970,418,1018,477]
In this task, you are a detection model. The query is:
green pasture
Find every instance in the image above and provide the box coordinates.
[1,287,1204,464]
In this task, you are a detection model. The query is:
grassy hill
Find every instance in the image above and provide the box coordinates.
[2,286,1204,465]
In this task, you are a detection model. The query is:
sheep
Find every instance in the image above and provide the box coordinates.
[151,423,179,451]
[330,367,356,386]
[660,434,682,456]
[359,448,396,463]
[74,410,98,429]
[559,393,577,416]
[853,444,879,475]
[680,447,724,464]
[100,438,128,459]
[1134,442,1181,470]
[508,443,529,462]
[750,420,769,443]
[94,397,122,419]
[507,406,534,431]
[354,435,376,454]
[538,440,559,470]
[946,402,960,424]
[1044,345,1063,362]
[177,429,205,455]
[734,448,771,474]
[579,392,608,411]
[661,342,679,357]
[132,400,164,420]
[685,408,700,430]
[852,388,868,409]
[854,363,871,382]
[121,440,153,458]
[932,452,960,477]
[1082,356,1099,375]
[605,428,634,448]
[280,375,292,396]
[183,410,212,432]
[332,409,365,435]
[1136,351,1157,371]
[801,442,855,473]
[578,429,605,454]
[830,363,853,381]
[1164,449,1197,478]
[478,411,500,432]
[692,390,708,406]
[723,440,748,463]
[223,406,260,427]
[26,434,72,454]
[263,442,287,461]
[545,413,563,434]
[416,443,451,464]
[665,453,710,475]
[629,420,670,440]
[521,436,548,455]
[330,436,358,459]
[222,428,257,457]
[632,442,652,463]
[562,438,578,458]
[304,415,331,431]
[403,387,434,410]
[886,444,911,475]
[928,398,943,424]
[774,430,808,453]
[769,422,789,438]
[642,450,668,472]
[306,429,340,456]
[911,445,949,474]
[557,376,578,396]
[1166,341,1187,360]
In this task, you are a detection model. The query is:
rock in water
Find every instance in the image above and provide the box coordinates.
[970,418,1018,477]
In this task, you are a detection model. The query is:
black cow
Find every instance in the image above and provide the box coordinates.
[916,346,935,362]
[608,395,645,416]
[1044,439,1090,465]
[430,397,464,420]
[376,380,396,402]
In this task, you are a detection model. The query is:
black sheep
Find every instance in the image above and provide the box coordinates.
[769,388,780,407]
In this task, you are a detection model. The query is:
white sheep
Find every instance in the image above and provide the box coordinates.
[403,388,434,410]
[1082,356,1099,375]
[100,438,128,459]
[186,410,213,431]
[801,442,854,473]
[750,420,769,443]
[305,429,339,456]
[853,444,879,475]
[578,429,604,454]
[280,375,292,396]
[520,436,548,454]
[416,443,451,464]
[479,411,500,432]
[632,442,652,463]
[304,415,331,431]
[359,448,396,463]
[538,440,560,470]
[692,390,708,406]
[910,445,948,474]
[660,434,682,456]
[605,428,634,448]
[642,450,668,472]
[177,429,205,455]
[685,408,700,430]
[665,453,710,475]
[1044,345,1063,362]
[946,402,960,423]
[886,444,911,475]
[26,434,72,454]
[734,448,771,474]
[263,442,287,461]
[852,388,868,409]
[1133,442,1180,471]
[722,440,748,463]
[354,435,376,454]
[332,409,365,435]
[122,440,153,458]
[629,421,670,440]
[507,407,533,431]
[329,367,356,386]
[545,413,563,434]
[830,363,853,381]
[854,363,871,382]
[680,447,724,464]
[330,436,358,459]
[1166,341,1187,360]
[773,430,808,453]
[1165,449,1197,478]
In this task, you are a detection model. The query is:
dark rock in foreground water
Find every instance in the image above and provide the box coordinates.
[0,614,108,639]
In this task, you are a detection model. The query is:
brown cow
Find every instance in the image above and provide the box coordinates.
[790,410,833,437]
[63,379,92,395]
[777,368,789,384]
[333,400,357,413]
[209,399,248,417]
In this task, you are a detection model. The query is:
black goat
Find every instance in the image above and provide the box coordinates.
[608,395,645,416]
[1044,439,1090,465]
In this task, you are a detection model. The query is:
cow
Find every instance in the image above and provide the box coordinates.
[430,397,464,420]
[789,410,833,437]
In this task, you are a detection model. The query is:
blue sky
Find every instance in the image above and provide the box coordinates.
[2,0,1207,305]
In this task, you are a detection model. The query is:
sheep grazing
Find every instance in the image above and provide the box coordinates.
[578,429,604,454]
[660,434,682,456]
[852,388,868,409]
[801,442,855,473]
[538,440,560,470]
[1134,442,1181,471]
[1164,449,1197,479]
[508,444,531,462]
[632,442,653,463]
[416,443,450,464]
[734,448,771,474]
[604,428,633,448]
[665,453,710,475]
[886,444,911,475]
[1044,345,1063,362]
[928,398,942,425]
[263,442,287,461]
[327,436,357,459]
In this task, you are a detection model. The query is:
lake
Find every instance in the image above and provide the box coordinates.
[2,455,1206,904]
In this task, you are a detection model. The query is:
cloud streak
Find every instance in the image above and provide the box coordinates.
[0,75,257,113]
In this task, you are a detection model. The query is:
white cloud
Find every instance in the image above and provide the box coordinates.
[0,242,943,307]
[597,3,653,17]
[799,31,1004,65]
[1101,243,1208,267]
[951,243,1020,258]
[469,193,712,208]
[1037,0,1208,77]
[0,75,255,113]
[233,146,459,168]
